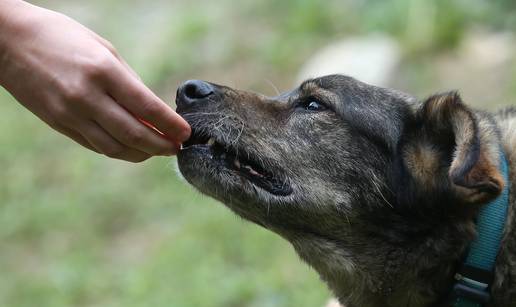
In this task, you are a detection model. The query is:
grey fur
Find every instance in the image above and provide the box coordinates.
[176,75,516,307]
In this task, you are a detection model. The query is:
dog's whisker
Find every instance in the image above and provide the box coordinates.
[344,213,351,226]
[264,78,281,97]
[231,120,245,146]
[369,170,394,209]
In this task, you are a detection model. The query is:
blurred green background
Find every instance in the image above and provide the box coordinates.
[2,1,516,307]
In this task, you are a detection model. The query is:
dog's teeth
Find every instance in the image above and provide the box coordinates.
[234,159,241,169]
[244,165,262,177]
[207,138,215,146]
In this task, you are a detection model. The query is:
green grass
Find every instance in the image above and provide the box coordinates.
[2,1,516,306]
[0,90,329,307]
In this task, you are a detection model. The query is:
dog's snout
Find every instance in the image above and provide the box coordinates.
[182,80,214,99]
[176,80,214,109]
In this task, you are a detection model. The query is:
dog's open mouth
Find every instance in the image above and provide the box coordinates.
[181,132,292,196]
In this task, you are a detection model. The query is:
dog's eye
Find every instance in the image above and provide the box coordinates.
[299,98,327,111]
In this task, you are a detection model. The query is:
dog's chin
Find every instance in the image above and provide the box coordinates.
[177,133,293,201]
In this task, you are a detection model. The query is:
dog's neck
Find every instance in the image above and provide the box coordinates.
[290,110,516,307]
[498,108,516,184]
[290,219,472,307]
[490,108,516,306]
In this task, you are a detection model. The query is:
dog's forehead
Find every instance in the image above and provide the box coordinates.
[310,74,362,89]
[298,74,371,93]
[296,75,416,103]
[274,75,363,101]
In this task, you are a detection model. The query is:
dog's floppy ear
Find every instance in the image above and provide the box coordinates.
[403,92,504,204]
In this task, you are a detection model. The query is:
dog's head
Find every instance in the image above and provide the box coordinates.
[176,74,504,229]
[176,75,410,230]
[175,75,505,304]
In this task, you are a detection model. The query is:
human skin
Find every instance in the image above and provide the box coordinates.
[0,0,191,162]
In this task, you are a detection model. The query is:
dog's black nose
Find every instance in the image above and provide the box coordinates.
[176,80,214,109]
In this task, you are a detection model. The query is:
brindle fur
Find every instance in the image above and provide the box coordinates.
[176,75,516,307]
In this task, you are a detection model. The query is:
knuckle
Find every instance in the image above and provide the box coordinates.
[140,100,163,119]
[82,54,113,78]
[97,36,118,54]
[57,113,75,126]
[45,119,58,129]
[44,114,60,129]
[102,144,125,158]
[124,128,146,147]
[104,41,118,55]
[61,83,88,102]
[83,62,105,78]
[49,103,70,121]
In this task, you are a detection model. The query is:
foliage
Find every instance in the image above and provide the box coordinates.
[2,1,516,306]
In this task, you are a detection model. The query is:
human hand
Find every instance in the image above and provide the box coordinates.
[0,0,190,162]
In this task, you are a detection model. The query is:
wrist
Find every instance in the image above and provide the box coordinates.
[0,0,25,45]
[0,0,34,86]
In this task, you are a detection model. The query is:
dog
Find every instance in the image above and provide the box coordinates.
[175,75,516,307]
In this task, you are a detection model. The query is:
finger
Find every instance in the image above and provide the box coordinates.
[101,62,191,143]
[78,120,152,163]
[94,34,142,81]
[116,56,142,82]
[93,95,179,156]
[120,58,141,81]
[52,123,99,153]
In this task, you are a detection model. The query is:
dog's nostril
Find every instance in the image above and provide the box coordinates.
[184,83,198,98]
[182,80,214,100]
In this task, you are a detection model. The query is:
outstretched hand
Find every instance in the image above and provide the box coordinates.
[0,0,190,162]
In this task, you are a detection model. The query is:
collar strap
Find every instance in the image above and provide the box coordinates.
[451,149,510,307]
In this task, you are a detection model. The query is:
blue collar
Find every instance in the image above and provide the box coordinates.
[451,150,510,307]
